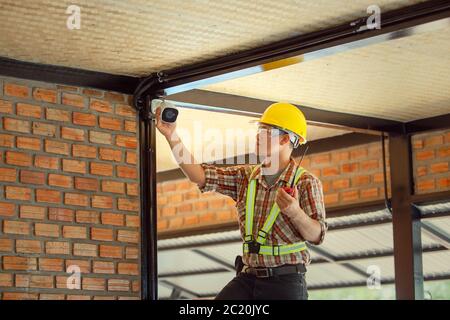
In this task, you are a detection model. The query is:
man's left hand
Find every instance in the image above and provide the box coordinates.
[276,187,301,218]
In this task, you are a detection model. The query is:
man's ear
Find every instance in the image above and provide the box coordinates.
[280,134,291,146]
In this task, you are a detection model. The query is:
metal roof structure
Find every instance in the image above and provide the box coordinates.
[157,201,450,299]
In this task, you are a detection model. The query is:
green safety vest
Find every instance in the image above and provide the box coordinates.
[243,165,308,256]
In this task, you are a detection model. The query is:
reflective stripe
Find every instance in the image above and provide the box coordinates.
[244,165,308,256]
[243,242,307,256]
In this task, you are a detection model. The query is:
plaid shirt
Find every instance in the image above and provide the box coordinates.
[199,156,327,267]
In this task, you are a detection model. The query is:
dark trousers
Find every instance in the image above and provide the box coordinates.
[215,272,308,300]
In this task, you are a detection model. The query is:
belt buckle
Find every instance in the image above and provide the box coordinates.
[255,268,270,278]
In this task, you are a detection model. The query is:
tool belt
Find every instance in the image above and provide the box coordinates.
[242,263,307,278]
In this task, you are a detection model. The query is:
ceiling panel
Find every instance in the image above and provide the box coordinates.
[203,25,450,122]
[0,0,425,76]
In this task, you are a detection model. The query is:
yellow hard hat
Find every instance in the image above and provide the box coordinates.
[259,102,307,145]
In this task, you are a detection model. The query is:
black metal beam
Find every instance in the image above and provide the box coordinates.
[166,90,403,133]
[0,56,139,94]
[405,113,450,134]
[389,133,424,300]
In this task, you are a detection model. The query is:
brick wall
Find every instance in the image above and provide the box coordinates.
[0,76,140,300]
[157,131,450,234]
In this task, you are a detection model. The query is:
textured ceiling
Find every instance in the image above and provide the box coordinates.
[0,0,425,76]
[203,24,450,122]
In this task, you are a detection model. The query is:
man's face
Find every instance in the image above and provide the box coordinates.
[256,123,289,159]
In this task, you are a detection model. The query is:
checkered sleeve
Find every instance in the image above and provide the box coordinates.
[198,163,246,202]
[298,175,328,245]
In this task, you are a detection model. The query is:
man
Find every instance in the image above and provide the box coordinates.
[156,102,327,300]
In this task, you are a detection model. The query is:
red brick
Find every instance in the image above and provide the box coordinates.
[331,151,349,162]
[35,155,59,170]
[89,131,112,144]
[36,189,61,203]
[108,279,130,292]
[6,151,31,167]
[61,127,85,141]
[33,122,56,136]
[74,243,97,257]
[126,151,137,164]
[91,228,114,241]
[48,207,73,222]
[332,179,350,190]
[35,223,60,238]
[17,103,42,118]
[62,93,85,108]
[57,85,78,92]
[341,190,359,202]
[0,99,13,113]
[361,188,379,199]
[161,206,176,217]
[90,162,113,176]
[17,136,41,150]
[20,205,45,220]
[437,177,450,188]
[118,198,139,212]
[67,295,91,300]
[125,247,138,260]
[126,215,139,228]
[430,162,448,174]
[66,259,91,273]
[73,112,96,126]
[65,193,89,207]
[322,166,339,177]
[63,159,86,173]
[46,108,70,122]
[82,277,106,291]
[45,140,69,155]
[48,174,72,188]
[82,88,103,97]
[40,294,65,300]
[100,245,122,258]
[101,212,124,226]
[3,220,30,235]
[0,168,16,182]
[350,148,368,160]
[20,170,45,185]
[46,241,70,255]
[361,159,379,171]
[72,144,97,158]
[93,261,115,274]
[117,166,137,179]
[199,212,215,224]
[4,83,29,98]
[424,135,443,147]
[2,256,37,271]
[74,177,98,191]
[0,273,13,287]
[16,239,41,254]
[5,186,32,201]
[3,118,30,133]
[3,292,38,300]
[90,99,112,113]
[100,148,122,162]
[412,139,423,150]
[105,92,125,103]
[115,104,136,118]
[102,180,125,194]
[16,274,53,289]
[118,263,138,275]
[92,195,113,209]
[416,150,434,161]
[63,225,87,239]
[76,210,100,224]
[127,183,138,196]
[124,120,136,133]
[352,175,371,187]
[184,215,199,226]
[0,134,14,147]
[99,116,122,130]
[117,230,138,244]
[0,202,15,217]
[39,258,64,272]
[116,135,137,149]
[33,88,57,103]
[438,146,450,158]
[0,238,13,252]
[417,179,435,192]
[157,220,168,230]
[417,166,427,177]
[169,217,183,229]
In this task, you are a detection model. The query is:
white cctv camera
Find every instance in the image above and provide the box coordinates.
[151,99,179,123]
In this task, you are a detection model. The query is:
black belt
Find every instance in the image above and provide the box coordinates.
[240,263,307,278]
